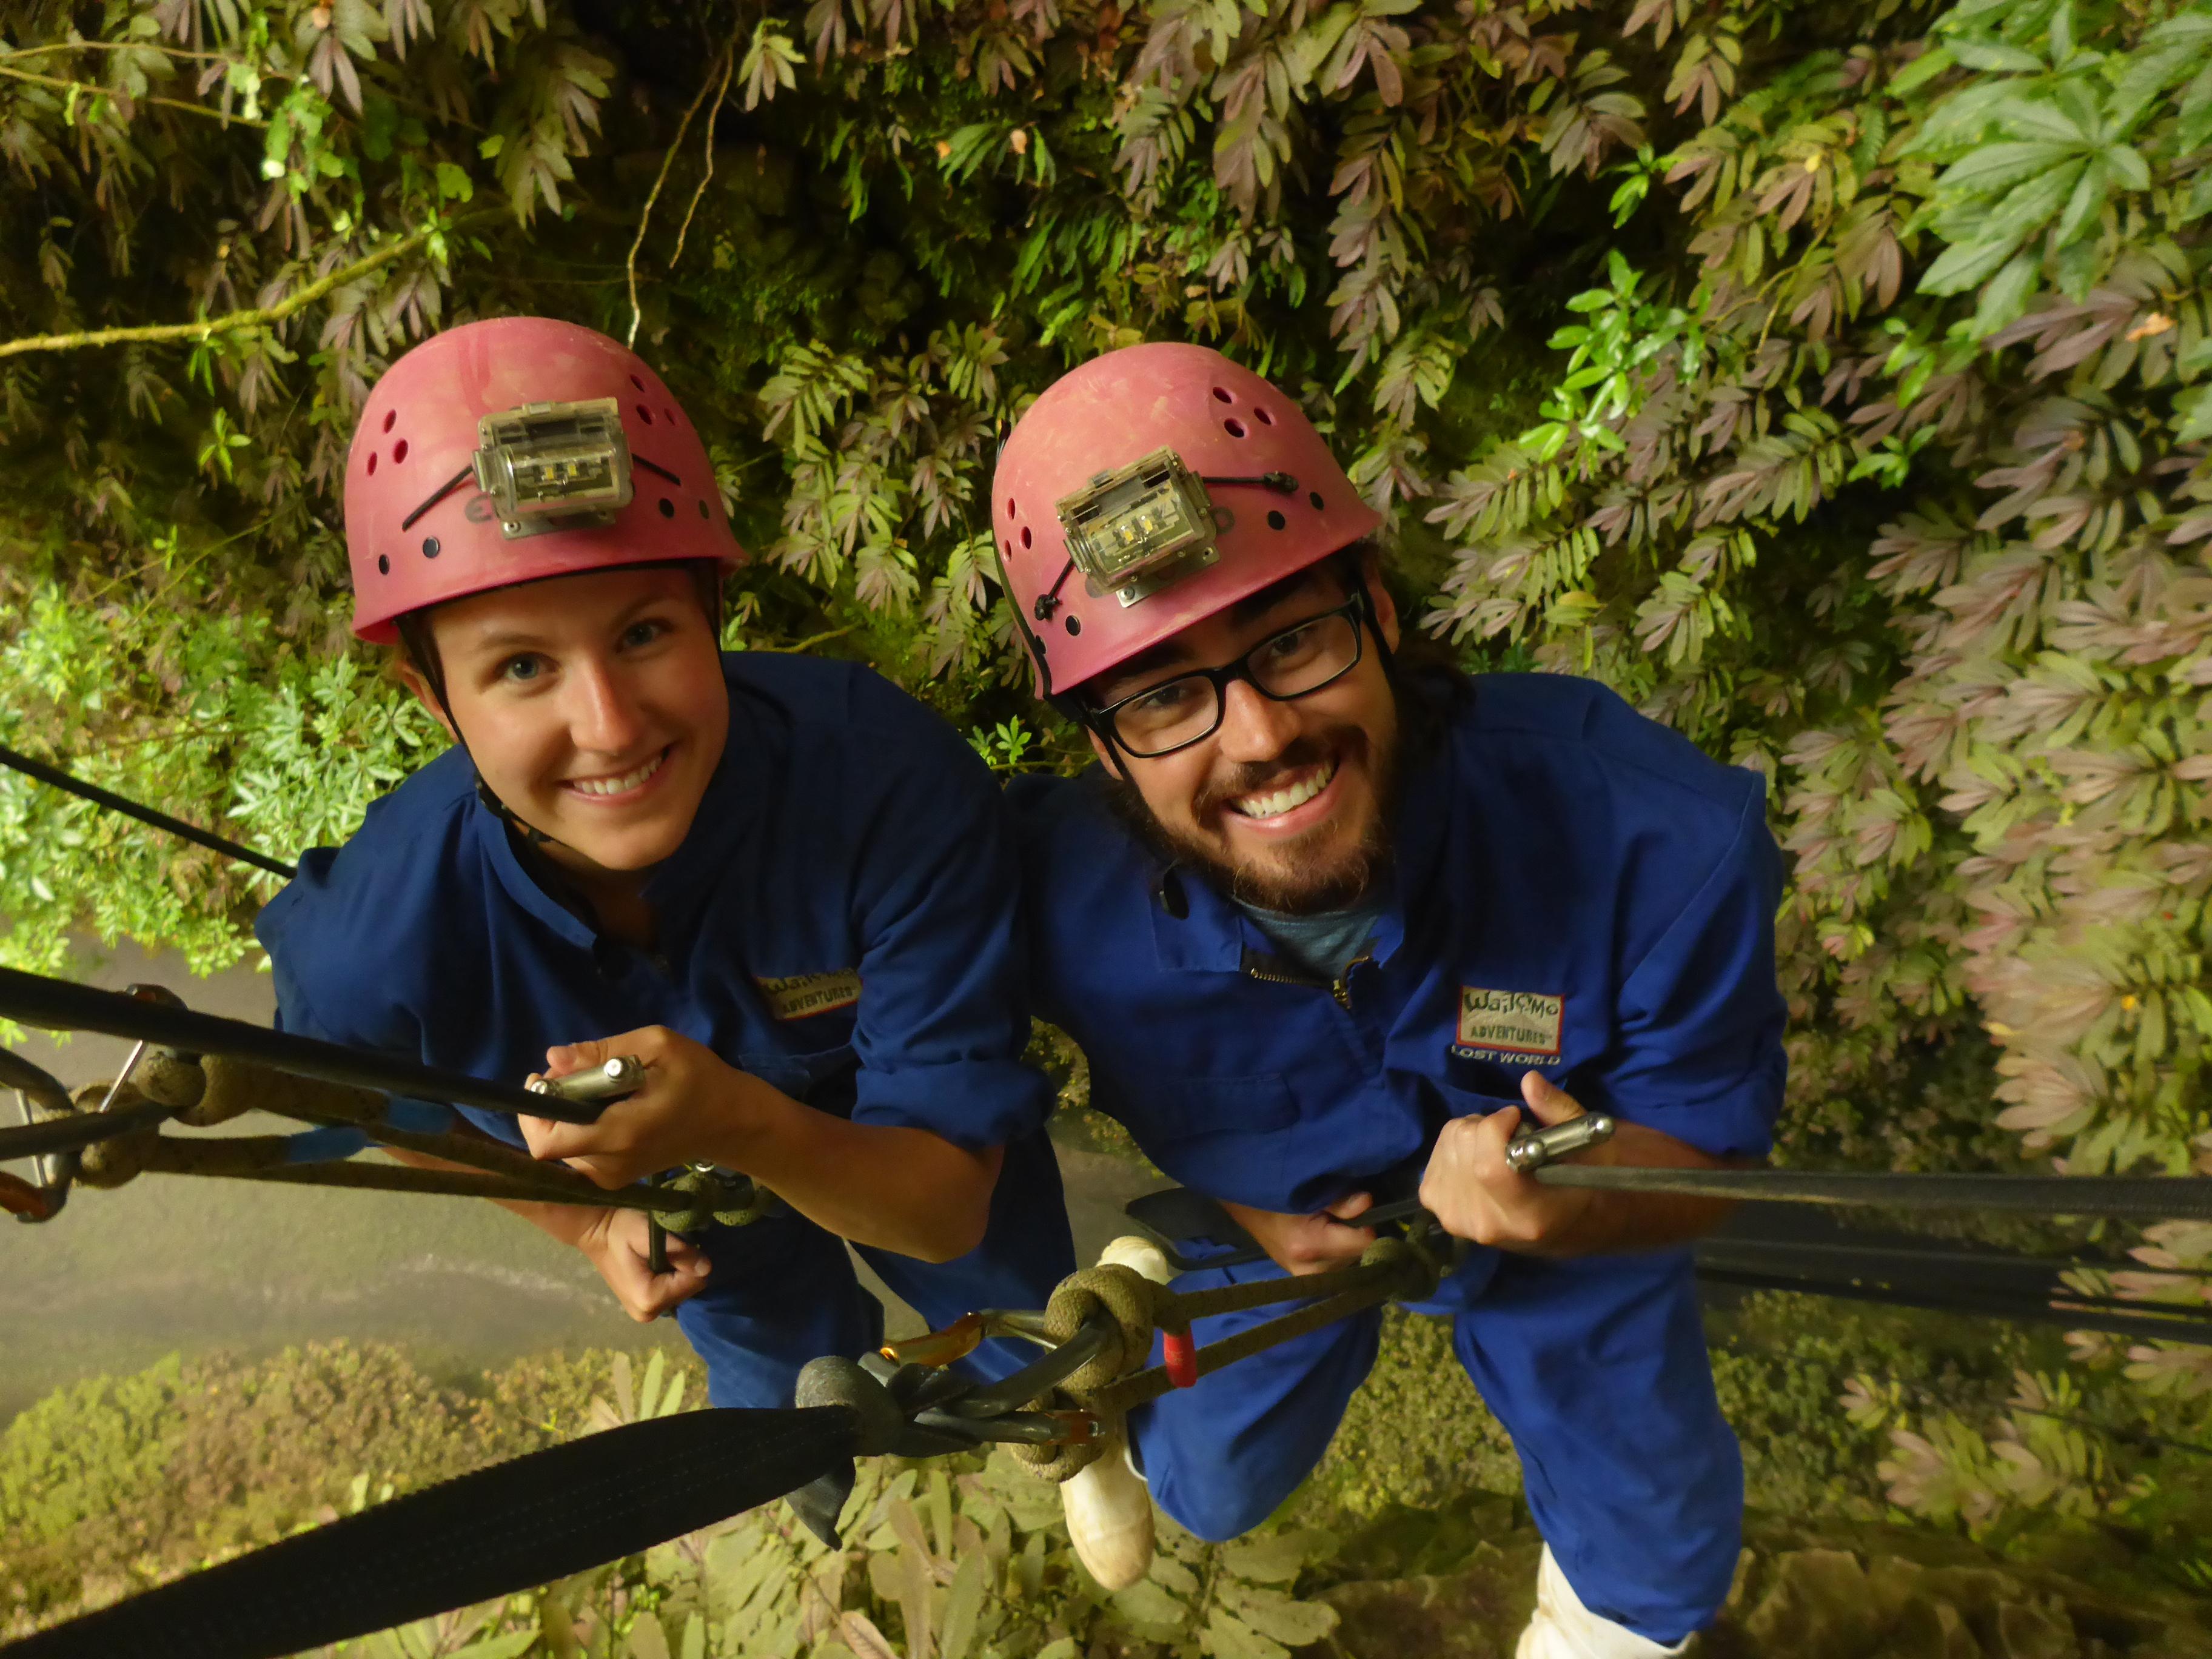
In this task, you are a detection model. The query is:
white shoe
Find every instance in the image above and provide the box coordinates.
[1061,1235,1173,1591]
[1516,1546,1691,1659]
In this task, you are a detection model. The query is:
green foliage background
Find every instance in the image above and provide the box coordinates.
[4,0,2212,1574]
[6,0,2211,1175]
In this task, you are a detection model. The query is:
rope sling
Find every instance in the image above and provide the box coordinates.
[5,743,2212,1658]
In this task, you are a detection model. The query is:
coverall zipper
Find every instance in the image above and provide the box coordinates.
[1241,951,1372,1010]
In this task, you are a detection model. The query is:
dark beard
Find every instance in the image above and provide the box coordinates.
[1100,727,1403,916]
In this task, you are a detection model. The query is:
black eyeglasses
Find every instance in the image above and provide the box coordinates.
[1087,594,1370,759]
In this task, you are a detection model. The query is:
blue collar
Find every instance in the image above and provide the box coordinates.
[476,655,773,950]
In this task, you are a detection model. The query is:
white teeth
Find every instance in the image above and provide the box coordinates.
[1231,760,1335,820]
[570,751,665,797]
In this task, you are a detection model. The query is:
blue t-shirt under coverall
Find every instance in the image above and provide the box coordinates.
[1009,672,1788,1644]
[256,652,1076,1408]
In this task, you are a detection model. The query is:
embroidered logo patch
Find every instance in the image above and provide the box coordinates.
[756,970,862,1021]
[1455,987,1563,1059]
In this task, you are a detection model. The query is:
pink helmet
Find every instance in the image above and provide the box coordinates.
[343,317,743,643]
[993,343,1381,699]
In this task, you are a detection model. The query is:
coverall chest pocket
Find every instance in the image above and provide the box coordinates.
[1121,1070,1301,1201]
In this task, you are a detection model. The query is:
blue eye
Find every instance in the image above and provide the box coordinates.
[621,618,668,650]
[500,655,544,683]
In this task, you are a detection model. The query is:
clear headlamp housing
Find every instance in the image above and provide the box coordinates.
[1055,446,1220,606]
[473,397,634,540]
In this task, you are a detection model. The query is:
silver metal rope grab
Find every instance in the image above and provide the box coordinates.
[5,959,2212,1657]
[0,967,771,1230]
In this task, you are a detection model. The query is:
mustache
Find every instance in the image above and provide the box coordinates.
[1192,735,1347,819]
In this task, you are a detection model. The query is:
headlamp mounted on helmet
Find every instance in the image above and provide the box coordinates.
[1051,446,1306,617]
[473,397,634,539]
[1057,446,1221,606]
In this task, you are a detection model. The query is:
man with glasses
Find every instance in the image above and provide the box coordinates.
[995,344,1786,1659]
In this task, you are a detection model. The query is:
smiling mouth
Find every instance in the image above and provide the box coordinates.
[1230,758,1336,820]
[565,746,669,799]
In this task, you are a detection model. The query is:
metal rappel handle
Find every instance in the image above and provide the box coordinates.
[525,1055,646,1105]
[523,1056,672,1269]
[1505,1111,1616,1174]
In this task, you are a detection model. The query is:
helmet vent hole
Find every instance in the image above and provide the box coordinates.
[664,406,678,426]
[636,404,654,426]
[1005,496,1017,518]
[1223,418,1247,438]
[631,374,646,391]
[1002,539,1013,558]
[1266,509,1287,531]
[1020,525,1032,549]
[422,537,441,558]
[1253,406,1275,426]
[1308,491,1324,510]
[1211,386,1233,404]
[658,498,676,518]
[381,409,397,433]
[366,452,378,475]
[392,439,409,464]
[376,554,390,575]
[1065,615,1082,635]
[697,499,709,520]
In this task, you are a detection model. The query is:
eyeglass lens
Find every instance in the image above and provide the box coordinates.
[1111,611,1361,756]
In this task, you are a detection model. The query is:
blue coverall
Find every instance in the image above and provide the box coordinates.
[1010,671,1787,1643]
[259,652,1076,1407]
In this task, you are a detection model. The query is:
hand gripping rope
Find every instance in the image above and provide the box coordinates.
[0,968,771,1230]
[6,752,2212,1657]
[6,966,2212,1658]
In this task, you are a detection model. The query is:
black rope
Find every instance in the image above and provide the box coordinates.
[0,1098,172,1164]
[1533,1164,2212,1222]
[0,966,603,1126]
[1698,1264,2212,1348]
[0,1406,860,1659]
[0,743,295,879]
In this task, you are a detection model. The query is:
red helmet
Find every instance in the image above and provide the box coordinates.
[992,343,1381,699]
[343,317,743,643]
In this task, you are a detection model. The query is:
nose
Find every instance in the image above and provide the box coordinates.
[1213,678,1302,765]
[564,652,649,758]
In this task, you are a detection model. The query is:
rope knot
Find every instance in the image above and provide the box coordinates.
[1044,1263,1167,1395]
[70,1083,159,1188]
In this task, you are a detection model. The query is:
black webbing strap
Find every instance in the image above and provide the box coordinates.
[0,743,296,879]
[0,967,602,1126]
[1533,1165,2212,1222]
[0,1406,860,1659]
[1698,1263,2212,1347]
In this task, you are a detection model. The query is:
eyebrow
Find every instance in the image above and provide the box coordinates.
[1093,569,1338,697]
[454,588,686,654]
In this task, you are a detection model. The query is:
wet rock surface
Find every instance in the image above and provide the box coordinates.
[1310,1497,2212,1659]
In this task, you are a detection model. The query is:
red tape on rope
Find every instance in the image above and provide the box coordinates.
[1162,1327,1198,1389]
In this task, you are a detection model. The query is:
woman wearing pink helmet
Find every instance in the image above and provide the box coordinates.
[256,317,1073,1407]
[999,343,1786,1657]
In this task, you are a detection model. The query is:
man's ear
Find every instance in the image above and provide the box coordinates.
[393,656,458,742]
[1361,551,1402,652]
